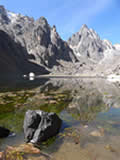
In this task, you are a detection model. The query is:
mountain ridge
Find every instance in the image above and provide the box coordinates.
[0,5,120,76]
[0,5,77,70]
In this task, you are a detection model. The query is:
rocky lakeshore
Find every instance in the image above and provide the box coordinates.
[0,78,120,159]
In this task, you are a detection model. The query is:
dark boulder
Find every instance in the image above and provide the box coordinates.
[0,126,10,138]
[23,110,62,144]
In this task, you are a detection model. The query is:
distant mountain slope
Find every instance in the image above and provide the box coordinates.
[68,24,115,62]
[67,24,120,75]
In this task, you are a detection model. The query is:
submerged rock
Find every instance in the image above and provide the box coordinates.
[0,126,10,138]
[2,144,52,160]
[23,110,62,144]
[90,128,104,137]
[0,152,3,159]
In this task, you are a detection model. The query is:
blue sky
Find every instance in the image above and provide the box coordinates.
[0,0,120,44]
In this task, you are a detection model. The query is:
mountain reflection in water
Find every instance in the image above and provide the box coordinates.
[0,78,120,160]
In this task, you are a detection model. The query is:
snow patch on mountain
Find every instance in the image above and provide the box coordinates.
[7,11,24,23]
[114,44,120,50]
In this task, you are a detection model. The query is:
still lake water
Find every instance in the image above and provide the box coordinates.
[0,77,120,159]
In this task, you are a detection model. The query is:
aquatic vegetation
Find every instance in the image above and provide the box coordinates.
[0,89,72,133]
[0,90,35,132]
[40,136,57,149]
[104,144,116,152]
[38,92,72,114]
[103,92,109,95]
[1,79,120,160]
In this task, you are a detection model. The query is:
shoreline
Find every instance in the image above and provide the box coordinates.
[37,74,107,79]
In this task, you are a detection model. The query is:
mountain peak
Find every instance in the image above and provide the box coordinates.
[7,11,20,23]
[81,24,89,30]
[68,25,107,61]
[36,16,48,25]
[79,24,90,33]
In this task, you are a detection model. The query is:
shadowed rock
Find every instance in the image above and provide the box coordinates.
[0,126,10,138]
[0,30,49,77]
[23,110,62,144]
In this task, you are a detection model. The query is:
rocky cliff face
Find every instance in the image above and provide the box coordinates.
[0,30,49,77]
[67,24,118,63]
[0,5,77,71]
[67,24,120,75]
[68,24,107,61]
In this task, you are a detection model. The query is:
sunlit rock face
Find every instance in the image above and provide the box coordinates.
[67,24,120,75]
[68,24,108,62]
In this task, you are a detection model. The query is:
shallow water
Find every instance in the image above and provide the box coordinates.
[0,77,120,159]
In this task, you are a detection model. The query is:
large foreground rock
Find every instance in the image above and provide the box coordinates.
[0,126,10,138]
[23,110,62,144]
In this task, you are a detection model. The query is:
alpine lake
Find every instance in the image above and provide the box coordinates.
[0,77,120,160]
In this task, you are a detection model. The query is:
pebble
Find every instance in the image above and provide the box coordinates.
[90,129,104,137]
